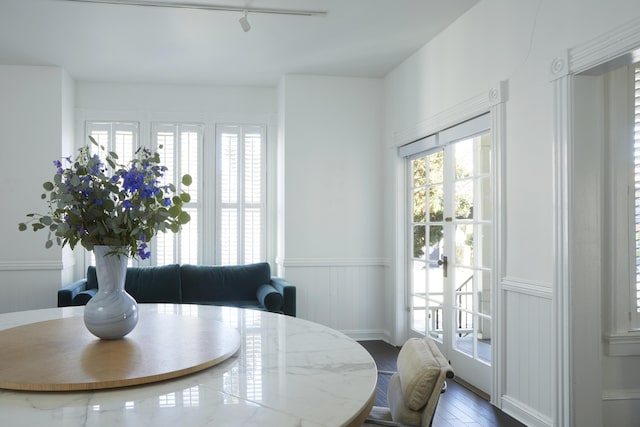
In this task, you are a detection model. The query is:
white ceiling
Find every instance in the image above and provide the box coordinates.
[0,0,478,86]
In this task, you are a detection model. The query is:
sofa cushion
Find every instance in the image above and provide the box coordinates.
[72,289,97,305]
[181,263,271,302]
[125,264,182,303]
[86,264,182,303]
[256,284,283,311]
[180,265,226,302]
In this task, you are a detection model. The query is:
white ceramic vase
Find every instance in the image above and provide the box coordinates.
[83,246,139,340]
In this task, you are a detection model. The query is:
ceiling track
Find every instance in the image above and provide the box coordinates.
[59,0,328,16]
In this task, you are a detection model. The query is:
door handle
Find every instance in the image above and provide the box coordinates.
[437,255,448,278]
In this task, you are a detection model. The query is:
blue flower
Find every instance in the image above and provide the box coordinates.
[163,197,171,207]
[136,242,150,260]
[123,200,133,210]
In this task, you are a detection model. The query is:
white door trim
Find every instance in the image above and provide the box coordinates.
[393,81,508,406]
[550,14,640,427]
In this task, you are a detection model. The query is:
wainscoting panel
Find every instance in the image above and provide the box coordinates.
[501,278,553,427]
[0,266,63,314]
[283,259,390,340]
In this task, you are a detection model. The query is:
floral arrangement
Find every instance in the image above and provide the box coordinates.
[18,136,191,259]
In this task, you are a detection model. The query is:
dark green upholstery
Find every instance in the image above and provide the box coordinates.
[58,262,296,316]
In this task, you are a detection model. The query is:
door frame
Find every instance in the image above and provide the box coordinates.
[392,82,507,406]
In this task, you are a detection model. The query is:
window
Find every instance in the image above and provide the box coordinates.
[152,123,203,266]
[601,63,640,350]
[86,121,139,266]
[87,121,138,163]
[84,120,266,268]
[216,125,266,265]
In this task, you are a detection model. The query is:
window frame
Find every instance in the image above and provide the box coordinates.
[151,122,204,266]
[215,124,267,266]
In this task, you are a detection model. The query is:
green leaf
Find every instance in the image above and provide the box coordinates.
[178,211,191,224]
[182,174,192,186]
[18,223,27,231]
[43,181,54,191]
[181,193,191,203]
[45,240,53,249]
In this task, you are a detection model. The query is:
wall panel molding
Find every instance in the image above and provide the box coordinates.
[282,257,391,267]
[501,277,553,299]
[0,261,63,271]
[602,388,640,401]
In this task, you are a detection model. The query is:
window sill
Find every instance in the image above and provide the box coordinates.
[604,332,640,356]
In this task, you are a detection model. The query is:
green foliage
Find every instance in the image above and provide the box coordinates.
[18,136,192,259]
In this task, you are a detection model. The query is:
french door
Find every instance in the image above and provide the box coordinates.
[407,126,493,394]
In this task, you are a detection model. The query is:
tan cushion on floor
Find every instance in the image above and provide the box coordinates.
[396,337,449,411]
[387,372,422,426]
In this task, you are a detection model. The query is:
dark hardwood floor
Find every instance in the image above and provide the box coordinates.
[358,340,525,427]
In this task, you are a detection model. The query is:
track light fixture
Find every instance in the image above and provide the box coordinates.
[59,1,328,17]
[238,10,250,33]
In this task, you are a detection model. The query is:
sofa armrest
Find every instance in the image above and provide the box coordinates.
[271,277,296,317]
[58,279,89,307]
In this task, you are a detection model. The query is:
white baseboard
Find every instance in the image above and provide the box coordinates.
[501,395,552,427]
[342,329,392,343]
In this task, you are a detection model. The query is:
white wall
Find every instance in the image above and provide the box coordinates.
[278,75,387,338]
[383,0,640,425]
[0,65,72,313]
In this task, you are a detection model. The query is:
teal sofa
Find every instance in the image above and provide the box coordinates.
[57,262,296,316]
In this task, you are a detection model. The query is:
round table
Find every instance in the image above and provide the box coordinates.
[0,304,377,427]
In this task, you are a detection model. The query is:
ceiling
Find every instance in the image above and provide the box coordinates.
[0,0,478,86]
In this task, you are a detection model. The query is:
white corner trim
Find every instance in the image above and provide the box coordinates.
[569,14,640,75]
[604,332,640,356]
[0,260,64,271]
[602,388,640,401]
[501,277,553,299]
[282,257,391,267]
[393,81,508,147]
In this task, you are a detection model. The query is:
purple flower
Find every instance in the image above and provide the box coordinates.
[136,242,150,259]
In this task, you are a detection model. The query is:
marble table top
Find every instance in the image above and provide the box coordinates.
[0,304,377,427]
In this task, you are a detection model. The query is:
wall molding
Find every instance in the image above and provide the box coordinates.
[501,396,552,427]
[282,257,391,267]
[393,81,508,147]
[501,277,553,300]
[569,15,640,75]
[0,261,63,271]
[602,388,640,401]
[603,332,640,356]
